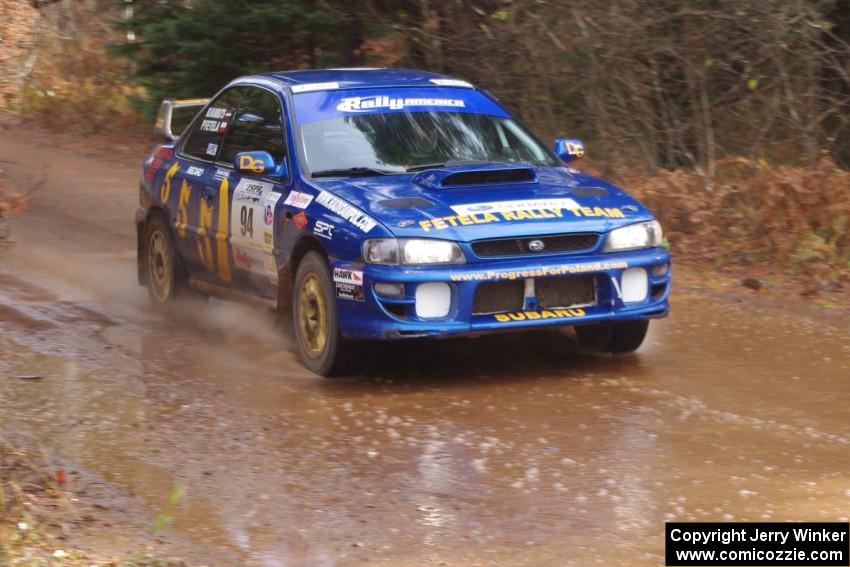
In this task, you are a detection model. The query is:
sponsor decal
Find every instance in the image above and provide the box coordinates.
[238,154,266,174]
[420,206,627,232]
[336,282,364,302]
[186,166,205,177]
[451,198,580,216]
[293,211,308,229]
[493,308,587,323]
[397,220,415,228]
[213,167,228,180]
[564,141,584,158]
[333,267,364,301]
[231,179,277,256]
[336,95,465,113]
[313,220,334,240]
[233,245,262,270]
[449,261,628,282]
[333,268,363,285]
[291,82,340,93]
[430,78,474,88]
[234,181,266,203]
[200,119,219,132]
[218,121,228,133]
[206,142,218,156]
[263,191,281,227]
[206,107,227,119]
[283,190,314,209]
[315,191,377,232]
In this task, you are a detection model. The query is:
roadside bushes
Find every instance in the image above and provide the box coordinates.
[623,158,850,285]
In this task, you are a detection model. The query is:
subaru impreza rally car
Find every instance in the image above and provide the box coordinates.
[137,68,670,376]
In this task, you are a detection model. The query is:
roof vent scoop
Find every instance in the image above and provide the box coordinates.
[414,166,538,189]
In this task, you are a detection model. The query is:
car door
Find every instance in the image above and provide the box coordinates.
[215,86,291,297]
[172,87,248,283]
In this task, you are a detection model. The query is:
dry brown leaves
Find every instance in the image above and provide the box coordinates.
[0,0,40,109]
[623,157,850,286]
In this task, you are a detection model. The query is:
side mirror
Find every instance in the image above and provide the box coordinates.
[234,151,288,179]
[553,138,585,163]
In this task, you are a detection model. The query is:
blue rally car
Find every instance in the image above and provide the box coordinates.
[137,68,670,376]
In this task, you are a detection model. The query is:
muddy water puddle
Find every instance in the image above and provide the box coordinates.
[2,272,850,565]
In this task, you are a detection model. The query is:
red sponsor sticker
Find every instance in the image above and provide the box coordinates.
[293,211,308,229]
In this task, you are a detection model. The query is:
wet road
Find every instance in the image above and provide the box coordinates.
[2,128,850,566]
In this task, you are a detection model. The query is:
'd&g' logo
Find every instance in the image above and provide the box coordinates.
[239,154,266,174]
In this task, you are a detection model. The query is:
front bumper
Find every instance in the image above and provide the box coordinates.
[334,248,671,340]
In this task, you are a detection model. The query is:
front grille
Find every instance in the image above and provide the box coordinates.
[471,275,597,315]
[472,280,525,314]
[471,233,599,258]
[537,275,596,309]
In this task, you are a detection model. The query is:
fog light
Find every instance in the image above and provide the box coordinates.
[651,263,669,277]
[621,268,648,303]
[415,282,451,319]
[374,282,404,297]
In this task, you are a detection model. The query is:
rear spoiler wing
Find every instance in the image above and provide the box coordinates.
[154,98,209,141]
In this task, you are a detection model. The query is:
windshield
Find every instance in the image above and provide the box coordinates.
[292,86,558,175]
[300,111,558,174]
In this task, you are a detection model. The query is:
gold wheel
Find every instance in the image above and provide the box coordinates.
[147,227,173,303]
[297,273,328,358]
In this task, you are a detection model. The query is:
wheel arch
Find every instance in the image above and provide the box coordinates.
[276,234,330,312]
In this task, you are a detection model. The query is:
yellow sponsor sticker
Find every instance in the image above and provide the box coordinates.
[419,207,625,231]
[493,308,587,323]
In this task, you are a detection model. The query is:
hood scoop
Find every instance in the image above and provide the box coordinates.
[414,165,538,189]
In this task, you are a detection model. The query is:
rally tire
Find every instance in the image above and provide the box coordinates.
[575,320,649,354]
[292,251,354,377]
[144,213,182,305]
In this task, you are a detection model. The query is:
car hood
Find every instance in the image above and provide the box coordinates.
[309,164,654,241]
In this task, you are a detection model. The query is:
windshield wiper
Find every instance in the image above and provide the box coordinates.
[311,167,395,178]
[405,160,508,173]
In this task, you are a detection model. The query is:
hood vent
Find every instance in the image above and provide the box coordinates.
[442,167,536,187]
[415,166,538,189]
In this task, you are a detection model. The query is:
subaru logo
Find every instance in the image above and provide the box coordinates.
[528,239,545,252]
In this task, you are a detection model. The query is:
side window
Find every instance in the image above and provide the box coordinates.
[217,88,287,166]
[182,87,247,160]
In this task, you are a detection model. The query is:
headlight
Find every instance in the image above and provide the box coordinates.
[363,238,465,265]
[604,221,663,252]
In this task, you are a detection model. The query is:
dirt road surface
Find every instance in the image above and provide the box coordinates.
[2,126,850,566]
